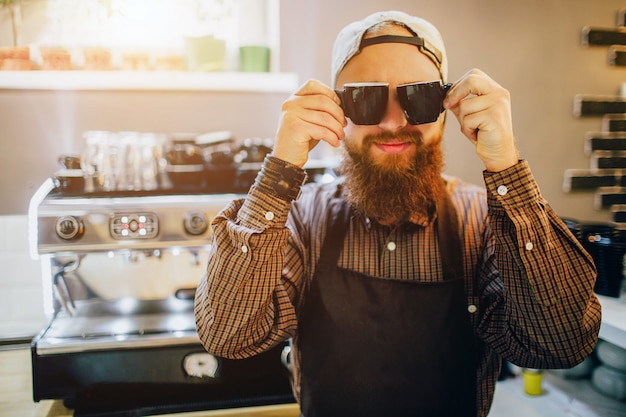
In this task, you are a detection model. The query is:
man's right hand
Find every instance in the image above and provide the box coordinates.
[272,79,347,168]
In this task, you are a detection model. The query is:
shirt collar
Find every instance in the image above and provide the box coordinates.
[357,209,437,231]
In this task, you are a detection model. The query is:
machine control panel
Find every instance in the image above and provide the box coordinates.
[110,213,158,239]
[32,190,240,252]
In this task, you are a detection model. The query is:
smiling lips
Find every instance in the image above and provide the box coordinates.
[374,141,413,154]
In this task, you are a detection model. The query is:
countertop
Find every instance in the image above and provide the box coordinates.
[2,346,624,417]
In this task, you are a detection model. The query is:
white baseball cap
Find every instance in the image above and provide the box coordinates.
[331,10,448,87]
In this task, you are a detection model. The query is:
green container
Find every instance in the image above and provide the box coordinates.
[239,45,270,72]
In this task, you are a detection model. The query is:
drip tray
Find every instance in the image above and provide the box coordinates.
[36,297,198,354]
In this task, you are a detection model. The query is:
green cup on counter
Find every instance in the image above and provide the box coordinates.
[239,45,270,72]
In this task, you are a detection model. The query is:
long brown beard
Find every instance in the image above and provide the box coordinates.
[340,131,445,225]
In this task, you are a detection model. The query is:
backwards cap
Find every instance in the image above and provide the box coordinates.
[331,10,448,87]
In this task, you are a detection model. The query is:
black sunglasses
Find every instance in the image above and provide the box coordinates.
[335,81,453,125]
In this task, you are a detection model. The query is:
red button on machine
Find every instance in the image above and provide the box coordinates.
[110,213,158,239]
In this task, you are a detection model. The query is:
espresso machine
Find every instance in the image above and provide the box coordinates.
[28,132,295,416]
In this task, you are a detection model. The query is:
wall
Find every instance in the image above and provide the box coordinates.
[0,0,624,338]
[0,215,42,339]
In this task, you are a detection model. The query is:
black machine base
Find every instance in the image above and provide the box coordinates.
[31,340,295,417]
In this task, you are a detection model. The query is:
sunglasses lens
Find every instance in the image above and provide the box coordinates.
[338,83,388,125]
[397,81,451,125]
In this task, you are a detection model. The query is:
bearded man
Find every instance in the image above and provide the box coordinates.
[195,10,601,417]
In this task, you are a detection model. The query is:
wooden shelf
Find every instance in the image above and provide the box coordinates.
[0,71,299,93]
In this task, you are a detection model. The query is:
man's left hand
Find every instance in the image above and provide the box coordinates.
[443,68,519,172]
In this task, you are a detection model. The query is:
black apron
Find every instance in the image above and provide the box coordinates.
[297,193,478,417]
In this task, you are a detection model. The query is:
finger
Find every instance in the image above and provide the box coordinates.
[282,94,347,136]
[295,79,343,106]
[297,110,345,146]
[280,95,346,141]
[458,111,481,143]
[278,110,343,148]
[457,96,505,134]
[444,69,494,109]
[444,92,482,138]
[300,94,347,127]
[454,93,490,126]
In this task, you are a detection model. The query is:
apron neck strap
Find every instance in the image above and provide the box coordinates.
[436,189,464,280]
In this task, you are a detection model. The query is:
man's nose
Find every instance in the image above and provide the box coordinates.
[378,93,408,131]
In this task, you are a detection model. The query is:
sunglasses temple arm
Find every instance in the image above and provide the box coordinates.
[441,83,453,113]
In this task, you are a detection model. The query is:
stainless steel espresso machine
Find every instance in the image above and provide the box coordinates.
[28,132,295,416]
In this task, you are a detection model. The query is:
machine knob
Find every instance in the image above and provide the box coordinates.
[183,211,209,236]
[55,216,84,240]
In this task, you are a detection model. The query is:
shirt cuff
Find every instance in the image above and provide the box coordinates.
[483,160,542,211]
[238,184,293,232]
[236,155,306,231]
[254,155,308,202]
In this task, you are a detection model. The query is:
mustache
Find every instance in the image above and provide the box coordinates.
[363,131,424,147]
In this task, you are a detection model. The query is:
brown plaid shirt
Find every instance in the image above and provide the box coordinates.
[195,160,601,417]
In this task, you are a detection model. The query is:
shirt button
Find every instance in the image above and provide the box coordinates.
[387,241,397,251]
[497,185,508,196]
[264,211,275,221]
[525,241,534,251]
[241,245,248,253]
[468,304,477,313]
